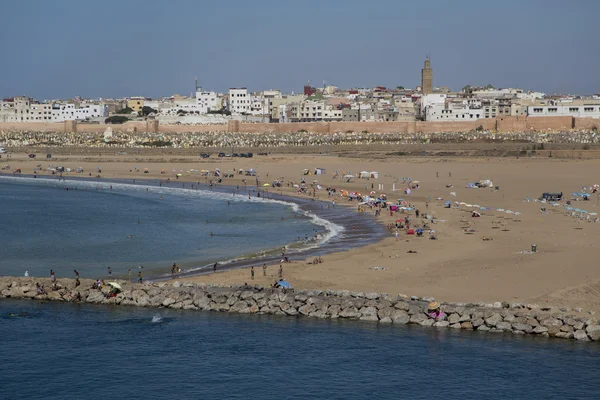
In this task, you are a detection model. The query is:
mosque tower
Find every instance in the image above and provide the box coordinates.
[421,56,433,95]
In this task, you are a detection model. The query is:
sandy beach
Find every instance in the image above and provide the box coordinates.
[3,150,600,313]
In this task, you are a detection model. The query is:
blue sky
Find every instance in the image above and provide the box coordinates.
[1,0,598,99]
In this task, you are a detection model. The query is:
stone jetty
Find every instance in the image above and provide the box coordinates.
[2,277,599,343]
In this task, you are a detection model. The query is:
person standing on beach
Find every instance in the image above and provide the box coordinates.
[74,269,79,279]
[108,267,112,277]
[50,270,56,282]
[138,271,142,284]
[263,264,267,276]
[279,264,283,278]
[213,262,218,273]
[251,266,255,280]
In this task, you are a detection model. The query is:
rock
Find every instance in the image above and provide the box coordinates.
[339,307,360,319]
[472,318,484,328]
[477,325,490,331]
[586,325,600,341]
[419,319,434,327]
[298,304,315,316]
[447,313,460,324]
[503,313,515,323]
[493,302,503,309]
[574,330,590,341]
[365,292,380,300]
[496,322,512,331]
[560,325,574,333]
[309,310,328,319]
[458,314,471,322]
[86,291,105,303]
[422,296,435,302]
[408,305,423,315]
[546,325,562,337]
[433,321,449,328]
[460,322,474,330]
[472,311,484,320]
[391,310,410,324]
[527,318,539,327]
[512,323,533,334]
[409,314,427,324]
[573,321,585,331]
[359,306,379,321]
[394,302,410,311]
[540,318,563,328]
[379,317,392,324]
[555,332,574,339]
[377,307,394,320]
[252,292,265,301]
[172,281,181,288]
[450,323,462,329]
[533,324,549,334]
[484,313,503,327]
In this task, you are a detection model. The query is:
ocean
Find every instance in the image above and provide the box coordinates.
[1,299,598,399]
[0,177,347,279]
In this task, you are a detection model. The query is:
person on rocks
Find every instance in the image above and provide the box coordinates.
[35,282,46,295]
[251,266,255,280]
[263,264,267,276]
[50,270,56,282]
[427,302,445,321]
[138,271,143,284]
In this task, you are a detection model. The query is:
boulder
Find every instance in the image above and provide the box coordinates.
[298,304,316,316]
[496,322,512,331]
[458,314,471,322]
[419,319,434,327]
[477,325,490,331]
[574,330,590,341]
[540,317,563,328]
[409,314,427,324]
[408,305,423,315]
[391,310,410,324]
[472,318,484,328]
[379,317,392,324]
[339,307,360,319]
[394,302,410,311]
[555,332,574,339]
[484,313,503,327]
[460,322,473,330]
[365,292,380,300]
[512,323,533,334]
[450,323,462,329]
[378,307,394,320]
[586,325,600,341]
[447,313,461,324]
[359,306,379,321]
[433,321,449,328]
[527,318,540,327]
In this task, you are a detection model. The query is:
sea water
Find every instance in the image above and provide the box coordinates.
[1,299,598,399]
[0,177,339,279]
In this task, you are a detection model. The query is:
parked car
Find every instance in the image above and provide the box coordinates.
[28,153,36,158]
[246,152,253,158]
[200,153,210,158]
[218,152,226,158]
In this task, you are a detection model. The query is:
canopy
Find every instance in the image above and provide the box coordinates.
[263,183,270,186]
[108,282,122,290]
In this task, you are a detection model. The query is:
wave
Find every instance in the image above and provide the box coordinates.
[1,176,345,270]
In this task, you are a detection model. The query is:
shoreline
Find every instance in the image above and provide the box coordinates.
[1,277,598,343]
[0,174,386,281]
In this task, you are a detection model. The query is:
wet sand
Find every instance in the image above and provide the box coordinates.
[3,152,600,313]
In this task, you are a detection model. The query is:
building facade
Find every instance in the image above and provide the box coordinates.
[228,88,249,115]
[195,91,219,113]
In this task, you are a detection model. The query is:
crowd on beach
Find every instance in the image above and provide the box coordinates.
[1,129,600,149]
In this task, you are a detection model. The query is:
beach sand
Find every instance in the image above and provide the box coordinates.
[4,151,600,313]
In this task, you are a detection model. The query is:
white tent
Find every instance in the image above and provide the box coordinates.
[370,171,379,179]
[359,171,370,179]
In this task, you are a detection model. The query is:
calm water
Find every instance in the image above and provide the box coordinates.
[0,177,333,279]
[1,299,598,399]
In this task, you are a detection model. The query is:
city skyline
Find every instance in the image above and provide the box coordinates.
[1,0,598,99]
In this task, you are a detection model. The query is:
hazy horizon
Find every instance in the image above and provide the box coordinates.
[1,0,598,99]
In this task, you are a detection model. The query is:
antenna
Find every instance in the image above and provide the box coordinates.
[195,76,199,92]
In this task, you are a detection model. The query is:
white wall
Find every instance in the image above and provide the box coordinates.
[528,105,600,118]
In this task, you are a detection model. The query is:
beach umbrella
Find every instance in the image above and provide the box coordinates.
[108,282,122,291]
[263,183,270,186]
[176,173,183,177]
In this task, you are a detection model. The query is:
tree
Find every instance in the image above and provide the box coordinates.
[141,106,157,116]
[116,107,133,114]
[462,85,472,93]
[105,116,129,124]
[396,86,405,90]
[177,109,188,115]
[485,83,496,90]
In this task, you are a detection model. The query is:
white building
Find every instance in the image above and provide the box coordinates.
[528,105,600,118]
[196,91,219,113]
[51,103,108,122]
[425,103,485,121]
[228,88,249,115]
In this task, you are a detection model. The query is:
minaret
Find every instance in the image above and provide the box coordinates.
[421,56,433,95]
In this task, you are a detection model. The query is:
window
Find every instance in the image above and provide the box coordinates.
[548,108,557,113]
[584,107,594,112]
[533,108,543,113]
[569,107,579,112]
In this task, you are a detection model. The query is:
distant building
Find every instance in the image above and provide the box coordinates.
[228,88,249,115]
[528,105,600,118]
[195,91,219,113]
[127,97,145,113]
[421,57,433,95]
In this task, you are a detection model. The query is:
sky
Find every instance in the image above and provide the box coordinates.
[1,0,598,99]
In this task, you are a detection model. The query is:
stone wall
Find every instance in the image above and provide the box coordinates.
[0,116,596,135]
[1,277,598,342]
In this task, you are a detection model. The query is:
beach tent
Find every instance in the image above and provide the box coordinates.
[276,280,291,289]
[314,168,326,175]
[444,201,451,208]
[370,171,379,179]
[359,171,370,179]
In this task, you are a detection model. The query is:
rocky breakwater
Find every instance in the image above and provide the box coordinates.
[1,277,599,343]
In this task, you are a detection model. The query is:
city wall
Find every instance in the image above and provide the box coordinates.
[1,277,599,343]
[0,116,596,135]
